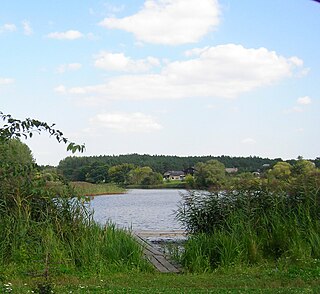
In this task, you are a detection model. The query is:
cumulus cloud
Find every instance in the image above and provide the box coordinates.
[94,51,160,72]
[47,30,83,40]
[0,23,17,34]
[58,44,304,103]
[89,112,163,132]
[99,0,220,45]
[56,63,82,74]
[297,96,312,105]
[285,95,312,113]
[22,20,33,36]
[0,78,14,85]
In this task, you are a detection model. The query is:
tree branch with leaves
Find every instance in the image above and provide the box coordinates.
[0,111,85,153]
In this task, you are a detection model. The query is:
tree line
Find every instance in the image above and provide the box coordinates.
[56,153,320,184]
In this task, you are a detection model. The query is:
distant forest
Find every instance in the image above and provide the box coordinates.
[56,154,320,182]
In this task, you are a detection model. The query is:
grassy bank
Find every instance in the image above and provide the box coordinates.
[71,181,126,196]
[126,180,187,189]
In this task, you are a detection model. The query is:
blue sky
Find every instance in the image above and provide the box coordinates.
[1,0,319,165]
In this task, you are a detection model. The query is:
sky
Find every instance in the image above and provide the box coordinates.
[0,0,319,166]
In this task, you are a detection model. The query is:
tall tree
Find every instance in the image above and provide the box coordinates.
[108,163,135,185]
[194,159,226,189]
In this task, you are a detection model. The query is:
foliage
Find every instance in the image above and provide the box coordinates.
[267,161,292,180]
[0,111,85,153]
[84,162,109,183]
[185,174,195,188]
[128,166,163,185]
[0,148,150,277]
[108,163,135,185]
[0,138,34,165]
[0,114,151,279]
[177,162,320,272]
[194,160,226,190]
[57,154,285,182]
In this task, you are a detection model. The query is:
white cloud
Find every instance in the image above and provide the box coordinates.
[0,23,17,34]
[99,0,220,45]
[285,95,312,113]
[56,63,82,74]
[22,20,33,36]
[0,78,14,85]
[297,96,312,105]
[47,30,83,40]
[89,112,163,133]
[59,44,304,103]
[94,51,160,72]
[54,85,66,93]
[241,138,256,145]
[103,3,126,14]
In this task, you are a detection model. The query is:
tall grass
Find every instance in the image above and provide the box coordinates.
[177,171,320,272]
[47,181,126,196]
[0,164,152,278]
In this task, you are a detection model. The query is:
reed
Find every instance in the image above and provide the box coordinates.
[0,165,152,279]
[177,173,320,272]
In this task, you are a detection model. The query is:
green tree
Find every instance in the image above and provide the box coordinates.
[128,166,163,185]
[108,163,135,185]
[0,138,34,165]
[185,174,195,188]
[194,160,226,189]
[292,159,316,176]
[268,162,292,180]
[85,162,109,183]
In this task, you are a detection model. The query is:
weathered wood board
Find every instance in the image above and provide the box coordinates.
[133,233,181,273]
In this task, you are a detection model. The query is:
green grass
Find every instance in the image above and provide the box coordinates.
[71,181,126,196]
[2,264,320,293]
[176,179,320,273]
[126,180,187,189]
[0,175,150,282]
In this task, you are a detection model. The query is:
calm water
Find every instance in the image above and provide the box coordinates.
[90,189,186,231]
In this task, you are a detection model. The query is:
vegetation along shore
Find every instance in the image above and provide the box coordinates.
[1,112,320,292]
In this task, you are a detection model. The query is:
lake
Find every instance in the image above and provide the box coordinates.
[90,189,186,232]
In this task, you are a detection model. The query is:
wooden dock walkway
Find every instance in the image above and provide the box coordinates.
[133,231,183,273]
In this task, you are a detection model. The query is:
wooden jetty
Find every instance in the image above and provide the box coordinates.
[133,231,185,273]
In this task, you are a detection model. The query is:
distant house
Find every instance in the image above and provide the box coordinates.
[183,167,196,176]
[163,170,186,181]
[225,167,238,174]
[252,171,260,177]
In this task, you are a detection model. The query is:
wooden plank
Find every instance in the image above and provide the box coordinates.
[133,232,180,273]
[133,235,163,256]
[152,255,180,273]
[145,255,170,273]
[134,230,186,238]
